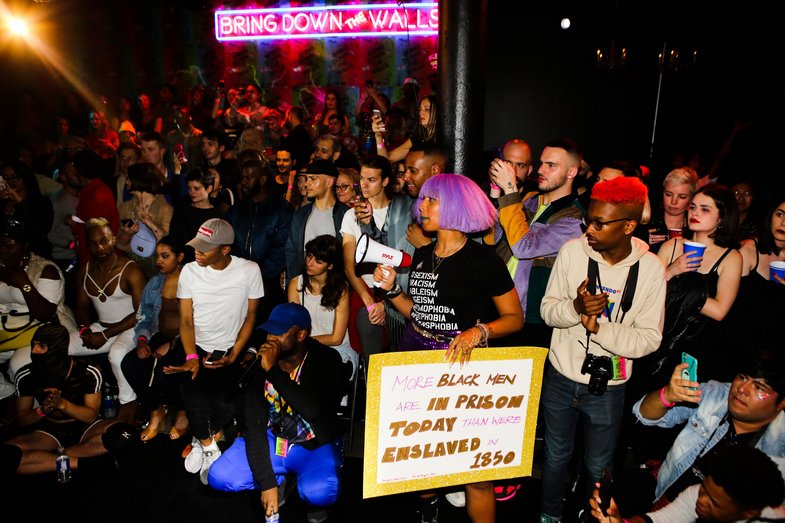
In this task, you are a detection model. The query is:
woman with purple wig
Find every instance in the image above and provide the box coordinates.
[374,173,524,523]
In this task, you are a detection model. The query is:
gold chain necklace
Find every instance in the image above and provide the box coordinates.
[432,237,468,273]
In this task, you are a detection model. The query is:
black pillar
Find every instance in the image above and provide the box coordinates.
[438,0,488,178]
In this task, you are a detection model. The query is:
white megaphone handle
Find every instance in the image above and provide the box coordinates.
[373,265,391,287]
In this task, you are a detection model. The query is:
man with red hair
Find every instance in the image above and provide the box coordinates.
[538,176,667,523]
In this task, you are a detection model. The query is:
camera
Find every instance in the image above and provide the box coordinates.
[581,353,613,396]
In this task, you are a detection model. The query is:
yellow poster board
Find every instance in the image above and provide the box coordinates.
[363,346,548,498]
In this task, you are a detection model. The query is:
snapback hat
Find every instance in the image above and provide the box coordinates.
[305,159,339,178]
[187,218,235,252]
[130,222,156,258]
[259,303,312,335]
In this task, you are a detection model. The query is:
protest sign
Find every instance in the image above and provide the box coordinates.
[363,346,547,498]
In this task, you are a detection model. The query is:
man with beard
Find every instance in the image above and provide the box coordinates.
[228,158,293,323]
[401,144,446,249]
[284,160,348,283]
[0,323,137,479]
[485,138,585,348]
[207,303,350,523]
[70,218,146,422]
[538,176,666,523]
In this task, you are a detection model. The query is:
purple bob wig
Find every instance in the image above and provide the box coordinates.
[413,174,498,233]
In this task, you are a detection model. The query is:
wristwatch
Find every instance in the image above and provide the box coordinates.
[385,283,402,299]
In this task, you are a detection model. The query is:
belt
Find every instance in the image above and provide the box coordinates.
[411,322,455,344]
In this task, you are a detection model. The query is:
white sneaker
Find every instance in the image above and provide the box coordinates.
[184,437,204,473]
[199,443,222,485]
[444,490,465,507]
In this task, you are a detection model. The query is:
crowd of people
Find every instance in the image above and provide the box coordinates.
[0,79,784,523]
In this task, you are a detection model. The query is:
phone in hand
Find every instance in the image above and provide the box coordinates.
[207,350,227,364]
[597,468,613,517]
[681,352,698,384]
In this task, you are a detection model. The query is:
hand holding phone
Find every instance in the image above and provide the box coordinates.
[206,350,227,364]
[597,468,613,517]
[681,352,698,386]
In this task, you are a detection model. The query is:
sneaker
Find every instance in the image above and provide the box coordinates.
[199,441,222,485]
[444,490,466,507]
[184,437,204,473]
[306,508,329,523]
[538,514,561,523]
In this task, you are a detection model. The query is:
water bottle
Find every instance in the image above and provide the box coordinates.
[265,513,279,523]
[102,383,117,419]
[56,447,71,484]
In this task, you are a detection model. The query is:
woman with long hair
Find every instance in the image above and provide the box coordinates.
[372,95,437,163]
[656,183,742,381]
[287,234,357,376]
[374,173,524,523]
[312,89,350,139]
[121,236,189,441]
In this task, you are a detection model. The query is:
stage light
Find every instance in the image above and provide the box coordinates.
[7,16,30,36]
[560,18,571,30]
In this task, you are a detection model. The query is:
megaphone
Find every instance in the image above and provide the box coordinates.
[355,233,412,287]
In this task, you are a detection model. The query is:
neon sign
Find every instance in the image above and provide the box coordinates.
[215,3,438,41]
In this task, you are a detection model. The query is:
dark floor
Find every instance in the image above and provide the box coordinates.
[0,356,660,523]
[0,415,546,523]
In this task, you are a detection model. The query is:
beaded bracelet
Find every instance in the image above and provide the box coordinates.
[659,386,676,407]
[475,322,490,346]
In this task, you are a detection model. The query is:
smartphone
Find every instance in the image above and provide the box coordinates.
[681,352,698,383]
[597,468,613,517]
[207,350,227,364]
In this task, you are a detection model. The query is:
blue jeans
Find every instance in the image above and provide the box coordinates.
[540,363,625,519]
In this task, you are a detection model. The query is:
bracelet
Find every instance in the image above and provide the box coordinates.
[385,283,402,299]
[659,386,676,408]
[246,347,258,355]
[79,325,89,336]
[100,330,109,341]
[376,143,385,149]
[475,322,490,346]
[137,335,148,344]
[35,407,46,417]
[185,353,199,361]
[288,185,294,190]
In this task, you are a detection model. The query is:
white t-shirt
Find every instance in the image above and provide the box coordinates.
[648,483,785,523]
[340,204,389,287]
[178,256,264,352]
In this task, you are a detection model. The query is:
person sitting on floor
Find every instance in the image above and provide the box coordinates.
[588,445,785,522]
[0,323,137,480]
[632,351,785,508]
[207,303,351,523]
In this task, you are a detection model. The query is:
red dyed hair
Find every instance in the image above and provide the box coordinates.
[590,176,648,207]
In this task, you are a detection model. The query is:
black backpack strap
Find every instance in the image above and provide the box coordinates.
[587,258,600,294]
[618,261,639,322]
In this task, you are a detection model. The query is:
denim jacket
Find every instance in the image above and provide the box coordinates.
[134,273,164,341]
[633,380,785,501]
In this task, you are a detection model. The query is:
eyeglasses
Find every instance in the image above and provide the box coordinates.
[335,184,358,192]
[734,190,753,197]
[502,159,530,171]
[581,217,630,232]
